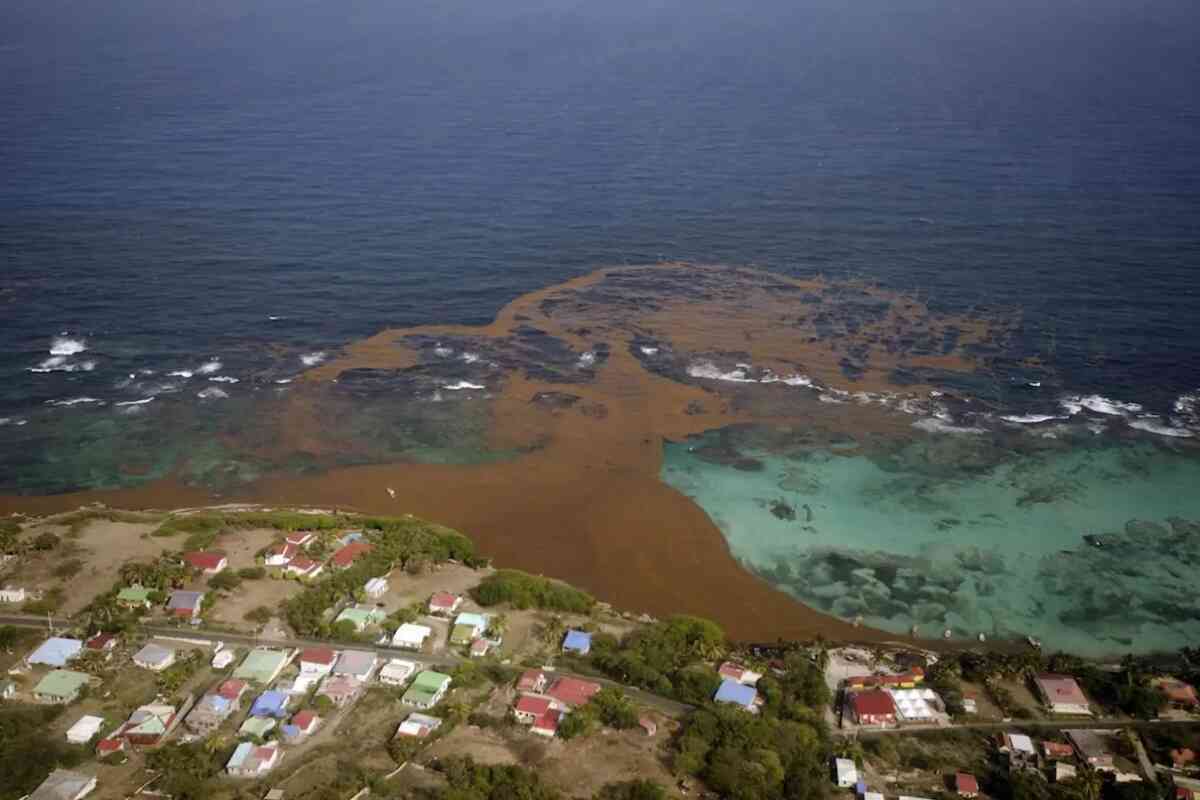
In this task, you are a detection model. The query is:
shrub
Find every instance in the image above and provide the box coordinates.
[31,532,60,551]
[237,566,266,580]
[472,570,595,612]
[244,606,273,625]
[207,571,241,591]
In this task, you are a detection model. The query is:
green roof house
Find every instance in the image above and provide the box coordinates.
[334,606,385,632]
[402,670,451,710]
[117,586,153,608]
[33,670,91,704]
[239,716,277,738]
[450,624,475,646]
[233,649,290,685]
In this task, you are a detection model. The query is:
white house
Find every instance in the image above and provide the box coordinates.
[364,577,389,599]
[212,650,235,669]
[66,715,105,744]
[299,648,338,677]
[133,643,176,672]
[226,742,280,777]
[264,542,297,567]
[834,758,858,788]
[379,659,417,686]
[391,623,432,651]
[28,769,97,800]
[0,586,27,603]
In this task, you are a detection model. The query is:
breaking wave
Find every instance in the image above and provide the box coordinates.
[1000,414,1063,424]
[46,397,104,407]
[168,369,194,378]
[195,360,222,375]
[1129,417,1194,439]
[300,351,326,367]
[443,381,485,391]
[49,336,87,356]
[208,376,239,384]
[912,418,986,435]
[1060,394,1143,416]
[197,387,229,399]
[29,356,97,373]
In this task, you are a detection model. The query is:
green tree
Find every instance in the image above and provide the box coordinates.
[595,780,667,800]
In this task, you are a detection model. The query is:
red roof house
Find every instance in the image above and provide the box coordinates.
[1159,679,1199,708]
[513,694,553,724]
[848,690,897,726]
[1034,674,1091,715]
[331,542,373,569]
[286,556,323,578]
[517,669,548,694]
[1043,741,1075,760]
[845,667,925,689]
[292,710,320,734]
[428,591,462,615]
[183,551,228,574]
[285,532,314,547]
[956,773,979,797]
[300,647,337,667]
[85,632,118,652]
[547,676,602,709]
[217,679,249,702]
[97,738,126,756]
[531,710,560,737]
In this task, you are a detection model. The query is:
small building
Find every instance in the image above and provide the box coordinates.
[66,715,106,744]
[395,712,443,738]
[1043,741,1075,760]
[217,678,249,702]
[379,659,417,686]
[118,703,177,746]
[285,556,324,579]
[290,710,320,738]
[999,732,1038,769]
[470,638,490,657]
[226,742,280,777]
[833,757,858,788]
[848,690,897,726]
[888,687,942,722]
[1066,729,1115,769]
[234,648,291,685]
[183,551,228,575]
[364,577,389,599]
[286,532,314,547]
[250,691,290,718]
[531,710,560,737]
[517,669,548,694]
[28,637,84,668]
[33,670,91,704]
[28,769,96,800]
[264,542,298,568]
[116,586,152,609]
[451,612,490,644]
[955,773,979,798]
[317,674,361,707]
[84,633,117,654]
[334,605,385,632]
[402,670,452,709]
[133,643,176,672]
[0,679,16,699]
[1054,763,1078,783]
[212,649,235,669]
[714,679,759,712]
[96,738,126,758]
[1035,674,1092,716]
[547,676,602,709]
[0,586,28,603]
[562,629,592,655]
[331,542,374,569]
[238,716,277,739]
[391,623,432,651]
[718,661,763,687]
[845,668,925,690]
[514,694,553,725]
[1156,678,1200,709]
[166,590,205,620]
[962,693,979,714]
[428,591,463,616]
[332,649,377,681]
[299,647,338,676]
[185,694,235,734]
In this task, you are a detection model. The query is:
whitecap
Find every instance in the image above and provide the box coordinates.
[913,418,986,435]
[300,351,326,367]
[760,372,815,387]
[1174,391,1198,420]
[268,315,283,321]
[460,352,480,364]
[818,394,846,404]
[1129,418,1194,439]
[1000,414,1062,424]
[444,381,485,391]
[208,376,239,384]
[640,347,659,356]
[49,336,87,356]
[578,351,597,367]
[274,378,294,385]
[46,397,105,407]
[115,397,155,407]
[0,418,27,427]
[1059,394,1142,416]
[168,370,194,378]
[195,360,222,375]
[686,360,756,383]
[197,387,228,399]
[433,346,453,358]
[29,356,96,373]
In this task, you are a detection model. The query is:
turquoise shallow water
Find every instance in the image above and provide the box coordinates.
[662,426,1200,656]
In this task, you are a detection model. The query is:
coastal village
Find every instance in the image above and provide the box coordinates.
[2,508,1200,800]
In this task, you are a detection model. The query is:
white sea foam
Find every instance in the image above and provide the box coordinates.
[1000,414,1062,424]
[460,352,480,364]
[1129,418,1194,439]
[434,346,453,358]
[49,336,87,356]
[168,370,194,378]
[687,361,756,383]
[197,387,228,399]
[274,378,293,385]
[46,397,105,407]
[578,351,597,367]
[115,397,155,407]
[818,394,846,404]
[29,356,96,373]
[0,418,27,427]
[195,360,222,375]
[208,375,239,384]
[1174,391,1198,420]
[300,351,326,367]
[443,381,485,390]
[268,315,283,321]
[640,347,659,356]
[912,418,986,435]
[760,371,815,387]
[1059,394,1142,416]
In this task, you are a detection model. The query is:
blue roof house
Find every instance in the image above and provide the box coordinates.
[562,630,592,655]
[714,679,758,711]
[250,690,290,718]
[27,637,84,668]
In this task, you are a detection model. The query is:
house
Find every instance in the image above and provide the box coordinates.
[183,551,228,575]
[332,649,377,681]
[639,716,657,736]
[364,577,389,599]
[239,716,277,738]
[1043,741,1075,760]
[317,674,362,707]
[185,694,236,734]
[212,649,235,669]
[562,629,592,655]
[285,556,324,579]
[250,690,290,718]
[963,693,979,714]
[0,679,16,699]
[331,542,373,569]
[999,732,1038,769]
[888,687,942,722]
[470,638,490,657]
[116,586,152,609]
[848,690,897,726]
[334,605,385,632]
[514,694,553,724]
[28,637,84,668]
[1055,763,1079,783]
[264,542,298,567]
[395,712,443,738]
[133,643,176,671]
[547,676,602,709]
[392,623,432,651]
[531,710,561,737]
[719,661,762,687]
[714,679,759,712]
[28,769,97,800]
[0,586,27,603]
[428,591,463,616]
[66,715,105,744]
[845,668,925,690]
[833,757,858,788]
[379,659,417,686]
[402,670,452,709]
[33,670,91,704]
[299,647,337,676]
[451,612,490,644]
[338,531,366,546]
[955,773,979,798]
[226,742,280,777]
[290,710,320,738]
[96,738,126,757]
[1035,674,1092,715]
[219,677,249,701]
[167,590,205,620]
[118,703,178,746]
[1156,678,1200,709]
[234,648,291,685]
[1066,729,1115,769]
[517,669,548,694]
[84,633,117,654]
